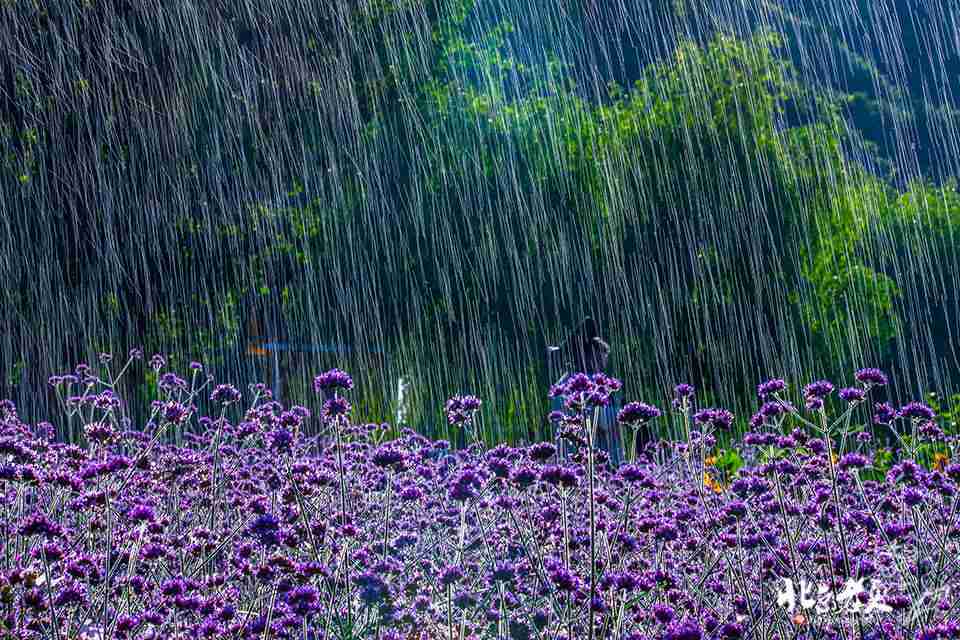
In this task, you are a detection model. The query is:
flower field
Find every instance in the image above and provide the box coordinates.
[2,353,959,639]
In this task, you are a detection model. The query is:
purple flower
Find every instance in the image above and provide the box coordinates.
[54,582,86,608]
[445,395,482,426]
[757,378,786,399]
[838,387,866,403]
[268,427,294,453]
[248,514,281,547]
[563,373,594,395]
[84,421,115,443]
[159,372,188,392]
[547,564,578,592]
[618,464,650,484]
[209,384,241,405]
[356,572,389,604]
[664,619,703,640]
[586,390,611,408]
[617,401,661,426]
[128,504,156,522]
[803,380,834,399]
[674,383,695,398]
[510,466,538,489]
[903,487,925,506]
[539,464,578,488]
[874,402,897,425]
[759,400,793,418]
[855,367,889,387]
[919,420,944,440]
[899,402,935,421]
[652,603,675,624]
[321,397,351,419]
[154,401,194,424]
[592,373,623,393]
[449,468,483,501]
[528,442,556,462]
[693,408,734,430]
[371,446,406,469]
[838,453,870,470]
[313,368,354,393]
[440,565,464,586]
[19,513,63,539]
[490,561,516,583]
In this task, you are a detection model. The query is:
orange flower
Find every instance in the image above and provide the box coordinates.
[705,455,718,466]
[934,452,949,471]
[703,472,724,494]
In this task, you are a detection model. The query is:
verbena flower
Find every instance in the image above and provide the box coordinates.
[154,400,194,424]
[210,384,241,405]
[759,400,793,418]
[838,452,870,470]
[268,427,294,453]
[874,402,897,425]
[149,354,166,371]
[855,367,889,387]
[159,372,188,392]
[838,387,866,403]
[321,396,351,419]
[12,361,960,637]
[528,442,556,462]
[757,378,786,399]
[803,380,834,399]
[617,401,661,426]
[313,368,354,393]
[371,446,406,470]
[445,395,482,426]
[693,408,734,430]
[899,401,935,421]
[449,468,483,501]
[248,514,281,547]
[674,383,695,398]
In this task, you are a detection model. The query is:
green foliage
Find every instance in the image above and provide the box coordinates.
[797,177,902,365]
[710,447,744,485]
[925,391,960,437]
[164,17,960,440]
[9,0,956,441]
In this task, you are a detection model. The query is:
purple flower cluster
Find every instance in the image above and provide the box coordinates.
[313,368,354,394]
[617,401,661,426]
[444,394,482,426]
[551,372,623,414]
[757,378,787,399]
[693,407,735,431]
[0,362,954,639]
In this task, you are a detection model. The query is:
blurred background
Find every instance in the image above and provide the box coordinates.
[1,0,958,444]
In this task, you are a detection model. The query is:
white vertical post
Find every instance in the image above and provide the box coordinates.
[272,345,280,401]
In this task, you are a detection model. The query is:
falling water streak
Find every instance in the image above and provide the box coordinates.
[0,0,957,442]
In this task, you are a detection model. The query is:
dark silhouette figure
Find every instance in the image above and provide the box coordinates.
[547,317,610,376]
[547,317,626,465]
